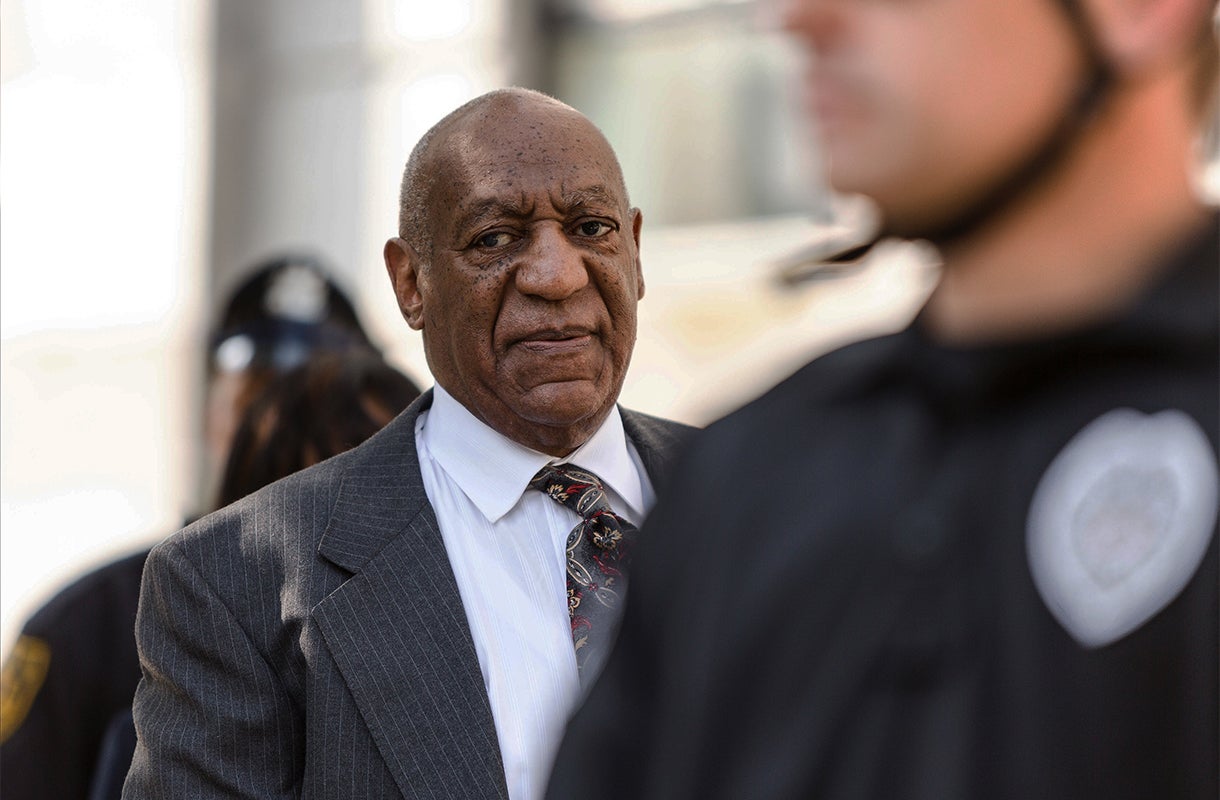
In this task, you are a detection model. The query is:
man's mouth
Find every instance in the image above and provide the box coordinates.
[513,328,596,353]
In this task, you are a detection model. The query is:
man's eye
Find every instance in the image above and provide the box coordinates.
[475,231,513,248]
[576,220,613,237]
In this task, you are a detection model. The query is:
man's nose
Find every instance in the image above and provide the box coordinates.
[514,225,590,300]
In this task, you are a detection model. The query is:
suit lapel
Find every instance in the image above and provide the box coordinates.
[308,397,687,800]
[312,392,509,800]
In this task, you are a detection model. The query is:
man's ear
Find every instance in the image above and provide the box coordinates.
[629,207,645,301]
[1085,0,1215,77]
[384,237,426,330]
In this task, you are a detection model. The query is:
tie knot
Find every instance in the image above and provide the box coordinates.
[529,463,611,519]
[530,463,634,551]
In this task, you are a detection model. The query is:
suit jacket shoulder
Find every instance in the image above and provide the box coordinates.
[128,393,507,799]
[620,407,696,494]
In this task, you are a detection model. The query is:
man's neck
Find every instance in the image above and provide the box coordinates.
[920,75,1212,346]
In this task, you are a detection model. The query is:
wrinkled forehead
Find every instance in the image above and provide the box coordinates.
[430,101,630,213]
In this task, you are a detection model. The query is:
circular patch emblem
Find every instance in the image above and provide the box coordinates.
[1027,409,1218,648]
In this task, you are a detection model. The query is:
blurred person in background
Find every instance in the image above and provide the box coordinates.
[0,254,393,800]
[123,88,692,800]
[201,254,379,501]
[548,1,1220,798]
[215,351,421,511]
[86,349,421,800]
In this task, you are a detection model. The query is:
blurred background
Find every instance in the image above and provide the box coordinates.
[2,0,1214,653]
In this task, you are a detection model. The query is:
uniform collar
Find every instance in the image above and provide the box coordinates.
[884,212,1220,410]
[420,384,645,523]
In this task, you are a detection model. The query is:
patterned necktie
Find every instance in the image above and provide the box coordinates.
[529,463,638,684]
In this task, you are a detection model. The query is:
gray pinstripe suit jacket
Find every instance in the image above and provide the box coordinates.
[122,391,692,799]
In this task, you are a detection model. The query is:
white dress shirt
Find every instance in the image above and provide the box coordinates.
[415,385,655,800]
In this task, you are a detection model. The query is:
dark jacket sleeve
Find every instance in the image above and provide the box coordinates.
[1,551,146,800]
[122,536,301,799]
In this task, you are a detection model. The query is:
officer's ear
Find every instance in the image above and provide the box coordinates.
[384,237,426,330]
[1084,0,1216,78]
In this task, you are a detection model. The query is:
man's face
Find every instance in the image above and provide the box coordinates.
[785,0,1088,235]
[387,98,644,456]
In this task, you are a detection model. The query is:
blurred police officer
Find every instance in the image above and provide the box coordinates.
[549,1,1220,799]
[0,255,391,800]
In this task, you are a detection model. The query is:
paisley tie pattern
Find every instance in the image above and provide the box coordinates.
[529,463,638,684]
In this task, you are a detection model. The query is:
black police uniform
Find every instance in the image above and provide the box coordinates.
[0,550,148,799]
[548,217,1219,800]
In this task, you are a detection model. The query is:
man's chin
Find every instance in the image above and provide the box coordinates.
[515,381,611,426]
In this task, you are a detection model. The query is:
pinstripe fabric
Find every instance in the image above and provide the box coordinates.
[123,391,693,799]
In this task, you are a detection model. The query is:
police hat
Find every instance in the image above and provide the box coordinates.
[209,254,375,374]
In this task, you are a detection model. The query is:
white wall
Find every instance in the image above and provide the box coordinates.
[0,0,212,652]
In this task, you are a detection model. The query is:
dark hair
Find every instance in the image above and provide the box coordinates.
[209,254,375,376]
[216,351,421,507]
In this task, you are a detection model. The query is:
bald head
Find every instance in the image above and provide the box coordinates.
[396,88,630,260]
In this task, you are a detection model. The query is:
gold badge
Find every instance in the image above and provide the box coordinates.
[0,635,52,743]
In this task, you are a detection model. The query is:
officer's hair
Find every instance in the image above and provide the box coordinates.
[217,351,420,508]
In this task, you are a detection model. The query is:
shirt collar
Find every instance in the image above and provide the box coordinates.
[421,384,646,523]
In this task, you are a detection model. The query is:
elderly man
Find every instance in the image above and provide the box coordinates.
[549,1,1218,799]
[123,88,691,800]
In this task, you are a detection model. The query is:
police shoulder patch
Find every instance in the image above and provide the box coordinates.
[1026,408,1219,648]
[0,634,52,743]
